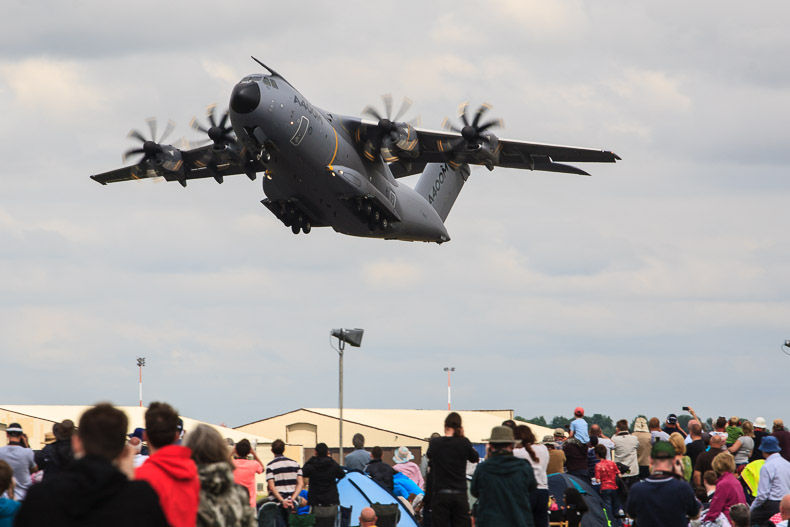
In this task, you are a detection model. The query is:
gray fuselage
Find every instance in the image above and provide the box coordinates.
[228,73,449,243]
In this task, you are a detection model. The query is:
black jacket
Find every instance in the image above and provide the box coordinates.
[40,439,74,481]
[365,458,395,492]
[15,455,168,527]
[302,455,345,506]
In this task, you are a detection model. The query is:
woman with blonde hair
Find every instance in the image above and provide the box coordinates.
[728,421,754,469]
[702,452,746,525]
[668,432,692,481]
[184,424,255,527]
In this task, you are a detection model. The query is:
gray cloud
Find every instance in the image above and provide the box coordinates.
[1,0,789,427]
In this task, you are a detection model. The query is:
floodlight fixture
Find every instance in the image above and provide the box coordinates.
[331,328,364,465]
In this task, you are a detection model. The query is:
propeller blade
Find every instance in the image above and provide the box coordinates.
[457,102,470,125]
[393,97,412,122]
[382,94,393,119]
[122,148,145,163]
[219,110,229,129]
[362,105,383,121]
[189,117,208,134]
[407,115,422,127]
[477,118,503,133]
[472,103,492,128]
[441,117,461,133]
[158,120,176,143]
[146,117,157,142]
[207,104,217,128]
[127,129,147,143]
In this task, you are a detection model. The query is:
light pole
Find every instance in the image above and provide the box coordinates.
[137,357,146,407]
[444,367,455,410]
[330,328,364,465]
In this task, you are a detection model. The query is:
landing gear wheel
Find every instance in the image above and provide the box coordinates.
[371,210,380,222]
[302,222,311,234]
[362,202,372,216]
[291,224,300,234]
[380,217,388,230]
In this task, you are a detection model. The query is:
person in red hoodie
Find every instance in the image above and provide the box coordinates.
[136,402,200,527]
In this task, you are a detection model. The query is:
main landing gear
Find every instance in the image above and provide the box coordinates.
[280,203,311,235]
[355,198,389,232]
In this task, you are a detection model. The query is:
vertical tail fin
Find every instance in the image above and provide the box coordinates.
[414,163,471,222]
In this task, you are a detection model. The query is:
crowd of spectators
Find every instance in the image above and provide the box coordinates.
[3,404,790,527]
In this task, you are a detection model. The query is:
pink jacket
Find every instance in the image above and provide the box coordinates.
[703,471,746,523]
[393,461,424,490]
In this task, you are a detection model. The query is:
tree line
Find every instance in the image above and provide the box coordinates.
[515,413,714,438]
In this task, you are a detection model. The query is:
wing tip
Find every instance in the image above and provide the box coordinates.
[90,175,107,185]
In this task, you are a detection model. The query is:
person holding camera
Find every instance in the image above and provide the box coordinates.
[0,423,36,500]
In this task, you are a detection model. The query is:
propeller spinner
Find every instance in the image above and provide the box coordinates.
[359,94,421,162]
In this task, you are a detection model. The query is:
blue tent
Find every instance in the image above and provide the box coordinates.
[337,471,419,527]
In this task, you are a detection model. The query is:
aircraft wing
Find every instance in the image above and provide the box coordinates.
[342,117,619,179]
[91,145,262,186]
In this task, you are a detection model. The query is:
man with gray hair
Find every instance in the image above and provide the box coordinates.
[344,433,370,472]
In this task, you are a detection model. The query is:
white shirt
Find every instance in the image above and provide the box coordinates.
[514,444,550,489]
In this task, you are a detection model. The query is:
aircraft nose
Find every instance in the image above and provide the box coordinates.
[230,81,260,114]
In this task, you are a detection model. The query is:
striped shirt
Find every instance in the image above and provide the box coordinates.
[266,455,302,501]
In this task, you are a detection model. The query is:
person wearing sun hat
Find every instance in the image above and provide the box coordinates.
[750,435,790,525]
[392,446,424,490]
[470,426,536,527]
[626,441,701,526]
[752,416,770,463]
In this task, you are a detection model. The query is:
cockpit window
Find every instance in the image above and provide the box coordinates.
[269,78,278,89]
[262,77,271,87]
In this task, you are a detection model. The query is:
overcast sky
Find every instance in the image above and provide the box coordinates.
[2,1,789,430]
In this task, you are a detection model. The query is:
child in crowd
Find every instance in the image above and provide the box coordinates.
[563,487,588,527]
[0,460,21,527]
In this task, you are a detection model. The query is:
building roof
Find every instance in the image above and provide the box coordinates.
[278,408,554,444]
[0,405,274,444]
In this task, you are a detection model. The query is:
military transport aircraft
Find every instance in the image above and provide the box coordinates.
[91,58,620,243]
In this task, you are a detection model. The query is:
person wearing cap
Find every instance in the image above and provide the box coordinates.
[773,419,790,462]
[663,414,687,439]
[553,428,567,446]
[569,407,589,445]
[392,446,424,490]
[752,417,770,463]
[0,423,36,500]
[632,416,652,480]
[544,435,566,476]
[626,441,700,526]
[470,426,536,527]
[750,435,790,525]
